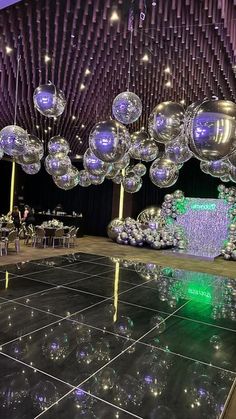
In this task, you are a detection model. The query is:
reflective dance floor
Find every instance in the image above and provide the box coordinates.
[0,252,235,418]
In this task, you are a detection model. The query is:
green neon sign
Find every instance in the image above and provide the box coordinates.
[190,203,216,211]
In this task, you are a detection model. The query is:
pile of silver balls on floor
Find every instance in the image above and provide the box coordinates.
[219,184,236,260]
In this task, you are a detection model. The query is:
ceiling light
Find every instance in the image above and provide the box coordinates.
[80,83,85,90]
[36,125,39,129]
[180,99,185,105]
[110,9,119,22]
[44,129,48,133]
[44,55,51,63]
[165,81,172,87]
[48,127,52,130]
[72,115,76,120]
[142,53,149,62]
[6,46,12,54]
[85,68,91,75]
[164,67,171,73]
[81,124,85,128]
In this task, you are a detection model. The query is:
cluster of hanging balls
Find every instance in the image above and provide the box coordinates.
[0,83,236,191]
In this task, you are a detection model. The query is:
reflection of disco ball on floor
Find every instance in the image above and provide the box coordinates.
[137,206,165,228]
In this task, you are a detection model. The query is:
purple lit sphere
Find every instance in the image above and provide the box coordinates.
[83,148,111,176]
[112,91,142,125]
[33,84,66,118]
[150,158,178,188]
[48,136,70,155]
[45,152,71,176]
[0,125,28,157]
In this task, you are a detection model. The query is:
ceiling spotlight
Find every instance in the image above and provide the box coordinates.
[72,115,76,120]
[44,55,51,63]
[44,129,48,133]
[36,125,39,129]
[48,127,52,130]
[165,81,172,87]
[81,124,85,128]
[80,83,86,90]
[152,1,157,5]
[110,9,120,22]
[6,46,12,54]
[180,99,185,105]
[142,53,149,62]
[164,67,171,73]
[85,68,91,75]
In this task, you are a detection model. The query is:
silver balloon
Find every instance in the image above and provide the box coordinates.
[21,162,41,174]
[112,91,142,124]
[112,173,123,184]
[189,100,236,161]
[208,159,230,177]
[200,161,210,174]
[105,166,120,179]
[48,136,70,155]
[107,218,124,240]
[150,157,179,188]
[133,163,147,177]
[140,139,159,162]
[113,153,130,170]
[129,130,159,162]
[220,174,231,182]
[83,148,111,176]
[122,173,142,193]
[33,84,66,118]
[137,207,164,228]
[78,170,91,187]
[45,152,71,176]
[228,151,236,168]
[148,101,185,143]
[165,137,192,163]
[54,166,79,190]
[0,125,28,157]
[16,134,43,164]
[229,166,236,182]
[89,173,105,185]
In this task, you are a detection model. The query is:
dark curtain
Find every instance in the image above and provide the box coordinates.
[0,160,12,215]
[132,159,235,217]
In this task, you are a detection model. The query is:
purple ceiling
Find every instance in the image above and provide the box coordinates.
[0,0,236,156]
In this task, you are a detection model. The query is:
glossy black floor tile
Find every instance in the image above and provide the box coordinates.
[0,272,16,281]
[0,353,71,418]
[32,252,105,267]
[82,343,235,419]
[0,301,58,346]
[71,300,169,340]
[0,276,54,301]
[96,267,156,286]
[42,388,138,418]
[141,315,236,372]
[0,261,53,276]
[17,287,105,317]
[64,261,115,276]
[2,319,127,387]
[24,269,92,286]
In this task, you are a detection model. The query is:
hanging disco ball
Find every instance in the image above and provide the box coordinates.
[45,152,71,176]
[148,101,185,144]
[33,84,66,118]
[200,161,210,174]
[89,173,105,185]
[165,137,192,164]
[130,130,159,161]
[53,166,79,190]
[112,91,142,125]
[21,162,41,174]
[122,173,142,193]
[189,100,236,161]
[150,157,179,188]
[78,170,91,187]
[133,163,147,177]
[105,166,120,179]
[48,136,70,155]
[208,159,230,178]
[112,172,123,184]
[83,148,111,176]
[0,125,28,157]
[16,134,43,164]
[89,119,131,163]
[228,151,236,168]
[230,166,236,182]
[113,153,130,170]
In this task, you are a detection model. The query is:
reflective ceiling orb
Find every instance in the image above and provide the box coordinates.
[133,163,147,177]
[45,152,71,176]
[105,166,120,179]
[129,130,146,159]
[112,173,123,184]
[150,157,179,188]
[122,173,142,193]
[16,134,43,164]
[89,119,131,163]
[54,166,79,190]
[200,161,210,174]
[189,100,236,161]
[140,139,159,162]
[208,159,230,177]
[112,91,142,124]
[165,138,192,164]
[83,148,111,176]
[89,173,105,185]
[107,218,124,240]
[230,166,236,182]
[113,153,130,170]
[33,84,66,117]
[0,125,28,157]
[148,101,185,143]
[21,162,41,174]
[130,130,159,162]
[48,136,70,155]
[78,169,91,187]
[228,151,236,168]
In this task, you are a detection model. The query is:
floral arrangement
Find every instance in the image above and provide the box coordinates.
[41,219,63,228]
[0,215,12,224]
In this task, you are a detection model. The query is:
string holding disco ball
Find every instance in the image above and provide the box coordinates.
[150,157,179,188]
[112,91,142,125]
[148,101,185,144]
[33,83,66,118]
[0,125,28,157]
[21,162,41,175]
[48,136,70,155]
[83,148,111,176]
[53,166,79,190]
[89,119,131,163]
[45,152,71,176]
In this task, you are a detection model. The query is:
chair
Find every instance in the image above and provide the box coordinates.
[6,230,20,253]
[32,227,49,248]
[0,231,7,256]
[52,228,65,248]
[64,226,78,248]
[24,225,35,245]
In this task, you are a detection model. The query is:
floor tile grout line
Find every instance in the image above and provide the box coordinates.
[0,284,59,304]
[219,377,236,419]
[34,387,77,419]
